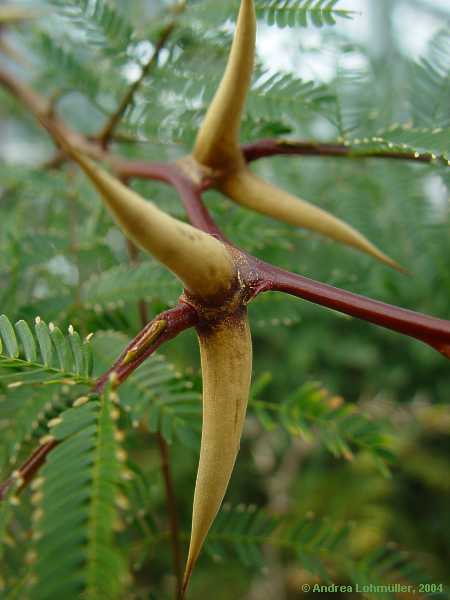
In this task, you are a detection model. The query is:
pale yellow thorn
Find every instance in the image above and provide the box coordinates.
[193,0,256,169]
[56,143,236,300]
[221,168,403,272]
[183,313,252,593]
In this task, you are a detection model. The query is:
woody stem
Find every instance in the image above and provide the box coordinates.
[242,139,449,166]
[257,260,450,358]
[169,172,226,239]
[95,302,198,392]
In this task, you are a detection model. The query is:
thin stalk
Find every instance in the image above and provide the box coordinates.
[95,303,198,391]
[98,22,176,148]
[242,139,449,167]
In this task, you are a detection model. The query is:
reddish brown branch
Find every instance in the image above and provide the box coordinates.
[0,67,230,248]
[242,138,449,166]
[169,171,226,240]
[0,66,226,248]
[257,261,450,358]
[0,440,57,500]
[95,302,198,393]
[116,160,176,183]
[118,160,226,239]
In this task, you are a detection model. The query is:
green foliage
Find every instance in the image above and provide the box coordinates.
[31,32,102,99]
[251,380,394,475]
[0,315,93,384]
[81,263,181,312]
[254,0,354,28]
[249,71,335,123]
[207,504,350,577]
[91,332,201,448]
[0,386,74,472]
[188,0,353,28]
[29,390,126,600]
[43,0,135,56]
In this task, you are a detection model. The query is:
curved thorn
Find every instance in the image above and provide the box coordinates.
[221,168,404,271]
[183,312,253,594]
[193,0,256,169]
[54,139,236,300]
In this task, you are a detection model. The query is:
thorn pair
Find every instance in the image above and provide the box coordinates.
[191,0,403,272]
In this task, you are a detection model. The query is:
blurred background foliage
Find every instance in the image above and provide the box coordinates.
[0,0,449,598]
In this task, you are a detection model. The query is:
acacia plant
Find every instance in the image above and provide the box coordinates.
[0,1,449,599]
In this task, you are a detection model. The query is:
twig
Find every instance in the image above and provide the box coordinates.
[98,21,176,148]
[242,138,450,167]
[0,440,57,500]
[95,302,198,392]
[118,160,227,239]
[256,259,450,358]
[115,159,177,183]
[168,169,226,240]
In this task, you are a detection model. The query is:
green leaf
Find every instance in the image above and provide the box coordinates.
[30,389,126,600]
[82,339,94,378]
[250,382,394,471]
[0,314,19,358]
[0,387,75,468]
[51,401,100,440]
[15,319,37,362]
[254,0,354,28]
[0,315,93,386]
[69,327,84,375]
[81,262,180,312]
[50,325,73,372]
[45,0,135,56]
[34,318,54,367]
